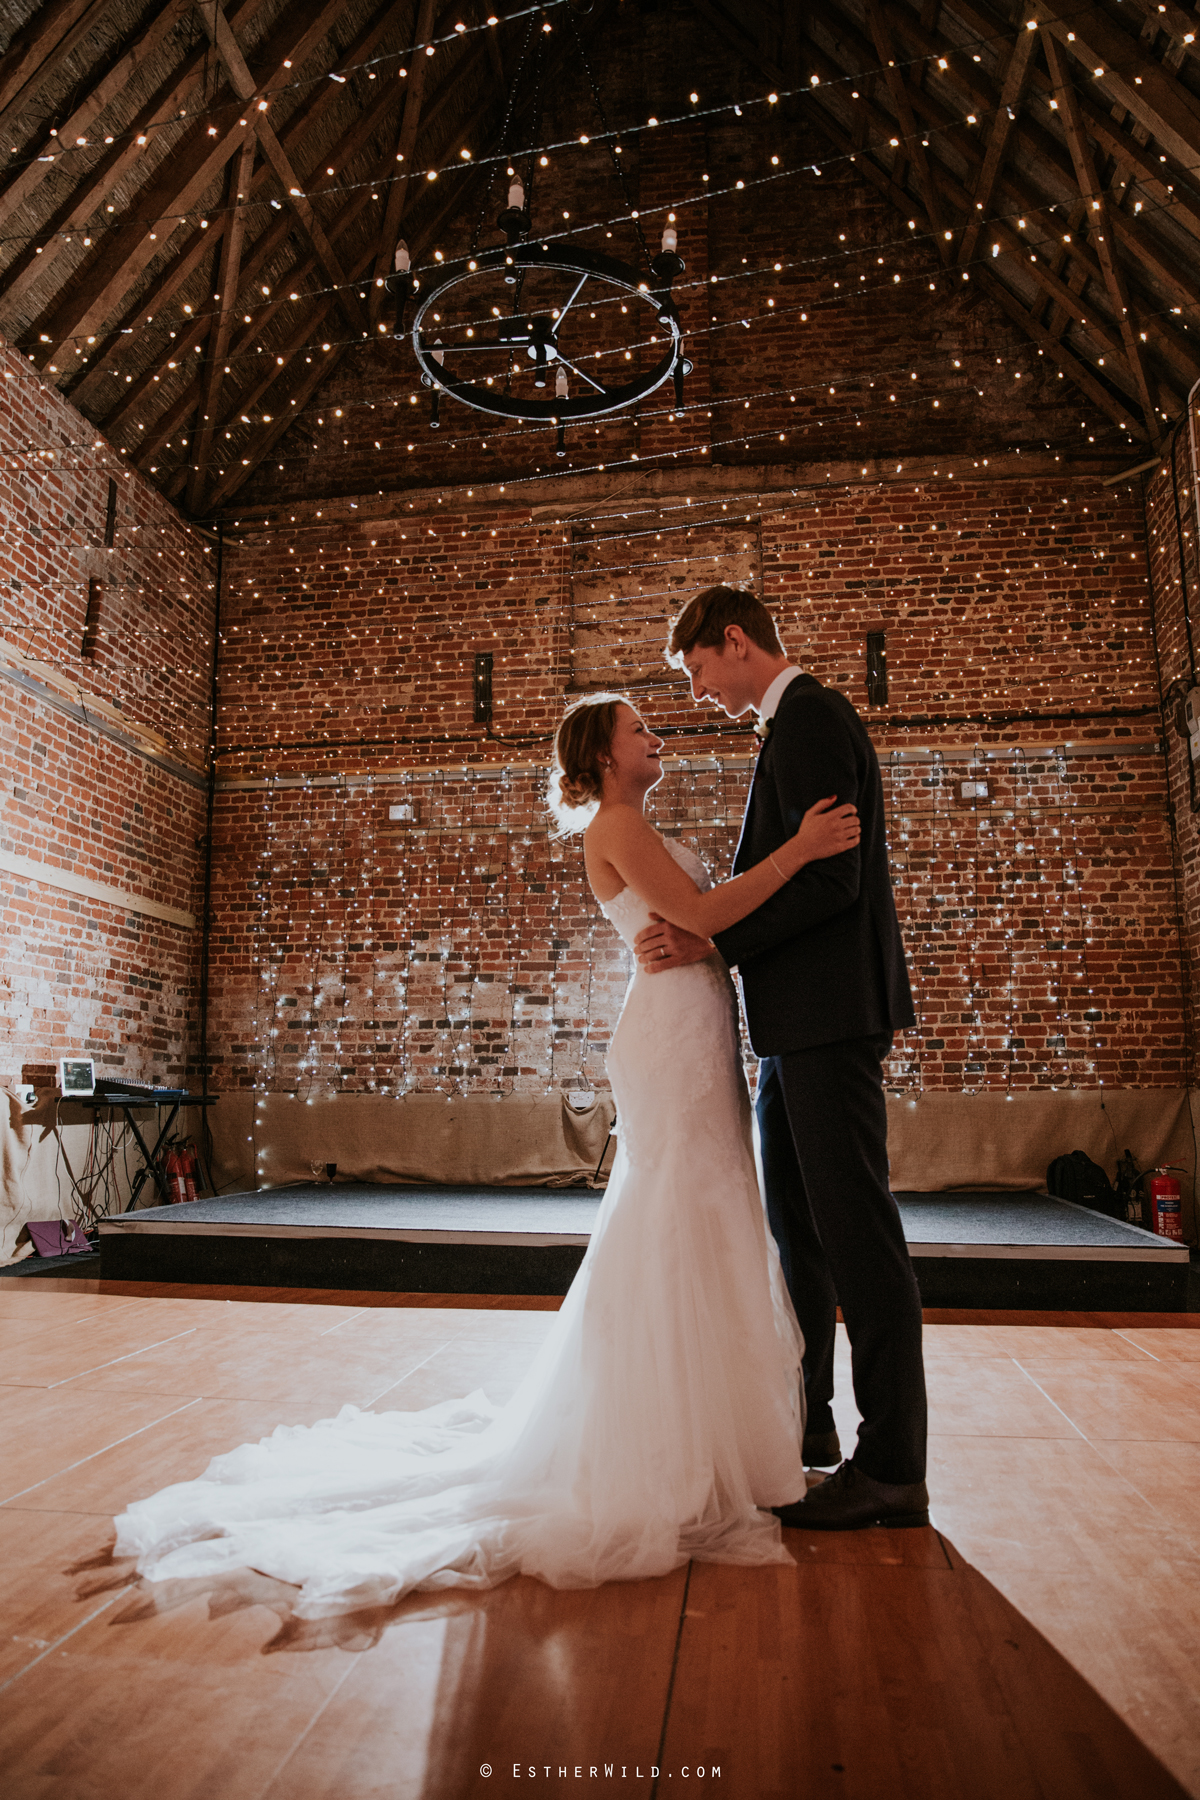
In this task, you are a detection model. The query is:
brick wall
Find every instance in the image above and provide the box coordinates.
[208,471,1182,1098]
[2,327,1182,1113]
[0,339,214,1088]
[195,0,1182,1111]
[1145,444,1200,1085]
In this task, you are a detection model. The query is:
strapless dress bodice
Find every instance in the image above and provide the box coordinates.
[599,836,712,949]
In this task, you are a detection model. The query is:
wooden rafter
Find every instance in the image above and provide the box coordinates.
[905,69,1200,326]
[66,0,405,413]
[0,0,267,321]
[123,19,495,487]
[1038,0,1200,177]
[1083,110,1200,247]
[977,267,1144,436]
[202,133,501,512]
[1126,0,1197,48]
[30,113,255,372]
[194,0,367,340]
[0,0,185,225]
[0,0,110,140]
[865,0,950,261]
[106,72,431,448]
[187,133,256,512]
[782,19,1153,438]
[808,84,1147,438]
[1039,196,1087,342]
[957,19,1040,268]
[16,0,347,368]
[797,25,1151,389]
[801,3,1194,409]
[877,0,1200,280]
[906,124,1195,402]
[1041,28,1162,444]
[149,176,384,476]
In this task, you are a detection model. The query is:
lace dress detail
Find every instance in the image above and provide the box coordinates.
[114,836,805,1617]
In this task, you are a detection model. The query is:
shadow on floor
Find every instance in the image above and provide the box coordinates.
[67,1529,1189,1800]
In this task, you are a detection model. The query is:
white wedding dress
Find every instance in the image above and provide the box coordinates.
[115,839,806,1616]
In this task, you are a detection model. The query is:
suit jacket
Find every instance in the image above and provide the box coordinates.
[711,673,915,1056]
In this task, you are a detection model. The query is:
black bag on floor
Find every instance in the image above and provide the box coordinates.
[1046,1150,1121,1219]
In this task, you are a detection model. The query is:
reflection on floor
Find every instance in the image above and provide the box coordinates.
[0,1282,1197,1798]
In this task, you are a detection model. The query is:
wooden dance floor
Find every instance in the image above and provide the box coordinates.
[1,1281,1197,1799]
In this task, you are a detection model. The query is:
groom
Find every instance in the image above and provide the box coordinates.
[634,586,928,1529]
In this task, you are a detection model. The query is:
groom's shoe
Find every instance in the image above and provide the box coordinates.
[774,1460,930,1531]
[802,1427,841,1468]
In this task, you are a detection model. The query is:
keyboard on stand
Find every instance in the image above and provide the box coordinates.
[90,1081,193,1104]
[72,1084,218,1210]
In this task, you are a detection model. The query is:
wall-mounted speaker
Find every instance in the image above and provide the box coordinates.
[474,652,494,724]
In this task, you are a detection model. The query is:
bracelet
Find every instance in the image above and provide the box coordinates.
[768,849,789,882]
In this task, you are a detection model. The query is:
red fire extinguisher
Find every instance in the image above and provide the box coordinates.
[164,1146,189,1204]
[163,1143,199,1205]
[1146,1167,1186,1241]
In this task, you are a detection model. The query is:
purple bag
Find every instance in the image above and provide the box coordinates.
[27,1220,92,1257]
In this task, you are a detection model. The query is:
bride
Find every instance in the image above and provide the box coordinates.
[114,695,859,1617]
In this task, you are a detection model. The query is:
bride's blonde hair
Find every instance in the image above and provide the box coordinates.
[547,692,629,835]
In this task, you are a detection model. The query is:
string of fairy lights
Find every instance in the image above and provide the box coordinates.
[4,6,1195,498]
[0,387,1159,755]
[212,741,1176,1108]
[5,6,1191,509]
[9,0,1176,202]
[18,190,1179,483]
[3,6,1193,292]
[3,0,1197,1104]
[4,415,1176,1099]
[235,765,626,1104]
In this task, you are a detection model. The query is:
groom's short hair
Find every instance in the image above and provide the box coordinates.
[667,586,785,663]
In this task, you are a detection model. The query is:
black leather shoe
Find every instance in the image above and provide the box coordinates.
[773,1460,930,1531]
[802,1427,841,1468]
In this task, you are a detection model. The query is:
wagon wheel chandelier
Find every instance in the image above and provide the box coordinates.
[386,8,691,458]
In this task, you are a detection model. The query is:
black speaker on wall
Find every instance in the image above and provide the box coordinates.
[866,631,888,707]
[474,652,494,724]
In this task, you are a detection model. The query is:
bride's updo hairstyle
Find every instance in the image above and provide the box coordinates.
[547,692,628,835]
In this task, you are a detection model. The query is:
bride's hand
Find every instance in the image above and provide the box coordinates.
[791,795,860,866]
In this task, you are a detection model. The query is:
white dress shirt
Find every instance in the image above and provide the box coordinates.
[757,665,802,725]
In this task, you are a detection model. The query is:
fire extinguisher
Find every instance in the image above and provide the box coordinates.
[164,1145,189,1204]
[180,1141,199,1204]
[1146,1167,1186,1241]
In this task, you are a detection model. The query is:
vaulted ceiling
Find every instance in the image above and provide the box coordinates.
[703,0,1200,453]
[3,0,1200,519]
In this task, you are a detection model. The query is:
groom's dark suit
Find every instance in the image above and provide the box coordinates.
[711,672,927,1486]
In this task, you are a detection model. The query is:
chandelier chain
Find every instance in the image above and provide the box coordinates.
[470,13,538,255]
[567,5,652,270]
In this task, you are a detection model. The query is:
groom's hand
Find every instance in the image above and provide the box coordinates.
[634,914,715,973]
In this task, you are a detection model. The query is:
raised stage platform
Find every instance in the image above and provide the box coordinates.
[96,1184,1192,1310]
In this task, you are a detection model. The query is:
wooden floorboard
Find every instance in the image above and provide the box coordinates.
[661,1545,1186,1799]
[0,1298,1198,1797]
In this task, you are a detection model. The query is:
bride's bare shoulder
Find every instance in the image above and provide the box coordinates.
[585,804,657,850]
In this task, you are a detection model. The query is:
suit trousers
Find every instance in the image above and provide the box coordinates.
[756,1036,927,1486]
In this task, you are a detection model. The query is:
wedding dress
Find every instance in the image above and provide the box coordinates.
[115,839,806,1617]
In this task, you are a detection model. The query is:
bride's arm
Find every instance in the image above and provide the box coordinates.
[587,801,859,940]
